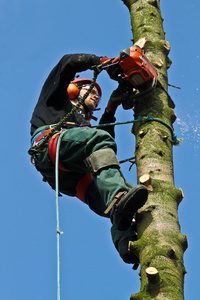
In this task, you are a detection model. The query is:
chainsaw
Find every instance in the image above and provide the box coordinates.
[103,45,158,109]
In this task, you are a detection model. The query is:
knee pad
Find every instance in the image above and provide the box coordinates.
[84,148,120,173]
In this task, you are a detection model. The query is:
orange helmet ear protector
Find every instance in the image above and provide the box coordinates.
[67,83,80,100]
[67,78,102,101]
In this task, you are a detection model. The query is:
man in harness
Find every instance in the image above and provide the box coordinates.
[29,53,148,267]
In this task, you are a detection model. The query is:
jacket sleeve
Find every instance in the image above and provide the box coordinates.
[38,54,101,107]
[98,108,116,138]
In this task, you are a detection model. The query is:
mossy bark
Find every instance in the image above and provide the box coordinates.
[121,0,187,299]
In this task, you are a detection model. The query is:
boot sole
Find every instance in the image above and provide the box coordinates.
[114,185,148,231]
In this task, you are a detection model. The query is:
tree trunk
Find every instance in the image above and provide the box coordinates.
[121,1,187,299]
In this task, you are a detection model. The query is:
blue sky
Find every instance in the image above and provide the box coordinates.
[1,0,200,299]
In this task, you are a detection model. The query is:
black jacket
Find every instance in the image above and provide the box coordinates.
[30,53,115,137]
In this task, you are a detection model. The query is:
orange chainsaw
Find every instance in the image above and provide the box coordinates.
[103,45,158,108]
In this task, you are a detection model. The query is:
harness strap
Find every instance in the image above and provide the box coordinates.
[31,128,52,147]
[76,173,94,203]
[48,131,94,203]
[48,132,70,172]
[30,128,52,165]
[49,132,94,202]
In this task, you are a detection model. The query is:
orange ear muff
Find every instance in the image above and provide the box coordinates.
[67,83,80,100]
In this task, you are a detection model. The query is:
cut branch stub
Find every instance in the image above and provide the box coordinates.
[167,57,172,69]
[177,188,184,206]
[134,37,149,48]
[128,240,140,257]
[139,129,147,138]
[180,234,188,252]
[139,174,153,191]
[167,247,176,259]
[161,39,171,54]
[146,267,160,285]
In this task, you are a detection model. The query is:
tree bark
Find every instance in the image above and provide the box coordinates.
[121,1,187,299]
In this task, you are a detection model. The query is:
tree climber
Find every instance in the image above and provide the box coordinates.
[29,53,148,266]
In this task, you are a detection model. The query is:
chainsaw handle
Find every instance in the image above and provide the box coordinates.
[100,58,119,70]
[111,56,120,64]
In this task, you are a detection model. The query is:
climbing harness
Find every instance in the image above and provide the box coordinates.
[48,131,70,172]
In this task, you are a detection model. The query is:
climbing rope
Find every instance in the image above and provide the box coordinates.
[55,130,66,300]
[92,116,180,145]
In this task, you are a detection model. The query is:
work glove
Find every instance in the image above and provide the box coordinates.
[92,56,112,74]
[107,83,135,113]
[107,85,123,113]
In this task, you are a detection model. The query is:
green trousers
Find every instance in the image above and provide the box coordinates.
[34,126,135,245]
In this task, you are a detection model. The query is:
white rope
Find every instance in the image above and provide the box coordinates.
[55,131,66,300]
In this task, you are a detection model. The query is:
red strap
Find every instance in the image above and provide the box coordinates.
[48,132,70,172]
[32,128,52,147]
[76,173,93,203]
[49,132,93,203]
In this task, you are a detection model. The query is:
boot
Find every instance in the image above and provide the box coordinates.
[117,233,139,269]
[116,219,140,269]
[107,185,148,231]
